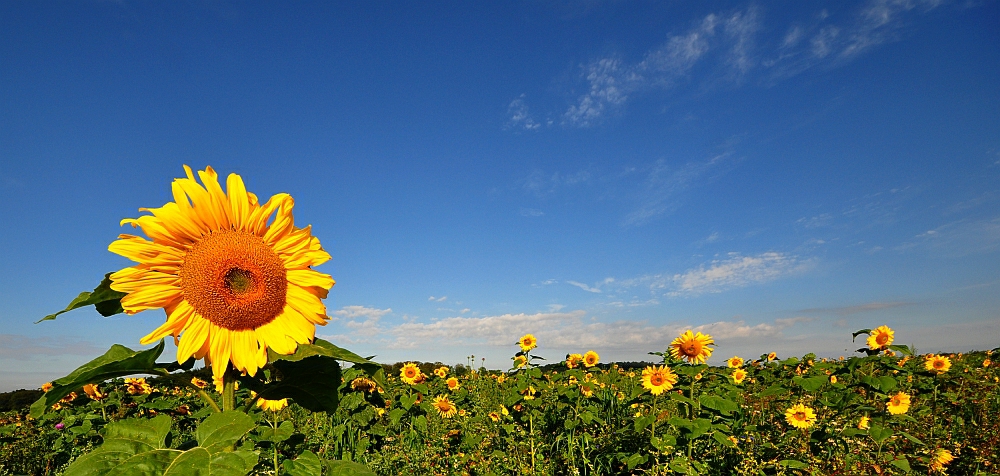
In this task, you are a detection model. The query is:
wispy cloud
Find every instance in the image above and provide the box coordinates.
[896,217,1000,256]
[798,301,915,316]
[519,207,545,217]
[566,279,611,293]
[331,305,392,337]
[612,251,812,297]
[428,296,448,302]
[505,94,541,130]
[623,153,736,226]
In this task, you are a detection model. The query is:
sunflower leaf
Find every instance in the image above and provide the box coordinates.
[270,338,386,390]
[851,329,872,342]
[36,273,126,323]
[261,355,342,413]
[30,341,167,418]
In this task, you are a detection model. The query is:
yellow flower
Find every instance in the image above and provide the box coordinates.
[830,375,838,384]
[518,334,537,352]
[565,353,583,369]
[400,363,423,385]
[432,395,458,418]
[513,355,527,369]
[108,166,335,387]
[726,356,744,368]
[767,352,777,361]
[669,330,714,364]
[190,377,209,389]
[82,384,105,401]
[983,358,991,368]
[784,403,817,429]
[521,386,537,400]
[251,391,288,412]
[732,368,747,385]
[124,377,152,395]
[925,355,952,374]
[350,377,377,393]
[488,411,500,422]
[887,392,911,415]
[858,415,870,429]
[433,366,449,379]
[41,382,54,393]
[580,382,595,397]
[866,325,894,350]
[446,377,460,391]
[641,365,679,396]
[496,374,507,384]
[930,448,954,471]
[583,350,600,368]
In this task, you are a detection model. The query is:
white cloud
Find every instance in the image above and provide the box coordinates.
[670,252,810,295]
[332,305,392,337]
[428,296,447,302]
[623,153,734,226]
[566,280,602,293]
[505,94,540,130]
[896,217,1000,256]
[520,208,544,217]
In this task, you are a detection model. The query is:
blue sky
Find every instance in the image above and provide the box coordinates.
[2,1,998,391]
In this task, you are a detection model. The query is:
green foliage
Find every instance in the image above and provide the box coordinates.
[36,273,126,323]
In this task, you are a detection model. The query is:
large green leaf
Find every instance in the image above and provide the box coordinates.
[269,338,386,389]
[260,355,342,413]
[793,376,828,392]
[63,414,257,476]
[37,273,126,323]
[30,341,169,418]
[326,459,377,476]
[699,395,739,415]
[196,411,256,454]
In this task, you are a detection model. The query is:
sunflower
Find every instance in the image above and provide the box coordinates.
[518,334,537,352]
[669,331,714,364]
[41,382,53,393]
[732,368,747,385]
[521,386,537,400]
[641,365,679,395]
[580,383,595,397]
[513,355,528,369]
[887,392,911,415]
[929,448,954,471]
[251,391,288,412]
[433,366,449,379]
[190,377,209,389]
[400,363,422,385]
[350,377,377,393]
[784,403,817,429]
[82,384,105,401]
[866,325,895,350]
[488,411,501,422]
[583,350,600,368]
[124,377,152,395]
[566,353,583,369]
[108,166,335,388]
[767,352,777,361]
[726,356,744,368]
[446,377,460,391]
[432,395,458,418]
[925,355,952,374]
[857,415,870,430]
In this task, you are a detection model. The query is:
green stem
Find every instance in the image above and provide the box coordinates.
[272,411,280,475]
[197,389,222,413]
[651,395,659,471]
[688,377,697,459]
[222,367,236,412]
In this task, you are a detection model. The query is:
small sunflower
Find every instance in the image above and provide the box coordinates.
[641,365,679,395]
[887,392,911,415]
[41,382,53,393]
[830,375,838,384]
[124,377,152,395]
[518,334,537,352]
[251,391,288,412]
[669,330,714,364]
[580,382,595,397]
[82,384,105,401]
[582,350,600,368]
[565,353,583,369]
[513,355,528,369]
[446,377,460,391]
[857,415,870,430]
[432,395,458,418]
[488,411,501,422]
[400,363,422,385]
[767,352,777,361]
[190,377,209,389]
[732,368,747,385]
[784,403,817,429]
[726,356,744,368]
[929,448,954,471]
[108,166,335,387]
[350,377,377,393]
[925,355,952,374]
[866,325,895,350]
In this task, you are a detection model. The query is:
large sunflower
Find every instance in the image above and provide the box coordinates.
[925,354,952,374]
[669,330,714,364]
[784,403,817,429]
[432,395,458,418]
[887,392,911,415]
[641,365,678,395]
[109,166,335,388]
[866,325,894,350]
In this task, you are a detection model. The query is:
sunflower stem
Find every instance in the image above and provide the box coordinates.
[222,367,237,412]
[198,389,222,413]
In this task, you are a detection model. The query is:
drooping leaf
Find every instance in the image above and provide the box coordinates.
[890,456,912,472]
[794,376,828,392]
[37,273,126,323]
[62,415,174,476]
[699,395,739,415]
[284,450,324,476]
[30,341,168,418]
[258,420,295,443]
[851,329,872,342]
[269,338,385,389]
[325,459,377,476]
[260,355,342,413]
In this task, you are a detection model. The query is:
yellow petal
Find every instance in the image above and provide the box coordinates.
[177,316,211,363]
[226,173,251,232]
[286,269,335,291]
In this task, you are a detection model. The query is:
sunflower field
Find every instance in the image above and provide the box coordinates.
[3,167,1000,475]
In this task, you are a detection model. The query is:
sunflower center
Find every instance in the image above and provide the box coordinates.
[876,334,889,345]
[682,341,702,356]
[180,230,287,331]
[650,374,664,386]
[934,361,944,369]
[794,412,806,421]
